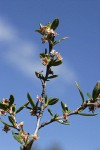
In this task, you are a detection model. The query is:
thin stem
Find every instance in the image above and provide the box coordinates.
[24,39,53,150]
[39,118,55,130]
[49,41,53,53]
[34,117,41,135]
[39,101,98,130]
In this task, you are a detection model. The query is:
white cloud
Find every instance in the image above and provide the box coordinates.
[0,17,41,78]
[0,18,18,42]
[53,62,77,84]
[0,17,77,84]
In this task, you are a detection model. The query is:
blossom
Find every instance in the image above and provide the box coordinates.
[2,98,9,106]
[40,25,57,36]
[16,122,24,129]
[41,56,50,66]
[63,113,68,120]
[50,50,63,61]
[41,36,48,43]
[56,53,63,61]
[50,50,58,56]
[38,25,58,43]
[36,95,44,102]
[32,134,39,140]
[21,131,29,143]
[30,109,35,116]
[0,109,6,116]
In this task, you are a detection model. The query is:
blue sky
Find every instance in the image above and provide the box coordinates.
[0,0,100,150]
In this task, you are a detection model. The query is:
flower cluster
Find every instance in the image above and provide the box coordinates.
[50,50,63,61]
[40,50,63,67]
[0,109,6,116]
[2,121,24,133]
[41,55,50,66]
[20,131,29,143]
[15,121,24,129]
[32,134,39,140]
[0,98,15,116]
[38,25,58,43]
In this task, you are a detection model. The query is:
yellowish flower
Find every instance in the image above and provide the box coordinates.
[2,98,9,106]
[0,109,6,116]
[20,131,29,143]
[36,95,44,102]
[40,25,57,36]
[32,134,39,140]
[50,50,58,56]
[63,113,68,120]
[56,53,63,61]
[50,50,63,61]
[38,25,58,43]
[42,56,50,66]
[16,122,24,129]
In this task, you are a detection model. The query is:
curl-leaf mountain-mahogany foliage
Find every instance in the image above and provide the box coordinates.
[0,18,100,150]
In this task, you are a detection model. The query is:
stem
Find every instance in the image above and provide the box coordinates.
[39,118,55,130]
[24,40,53,150]
[39,102,96,130]
[23,140,34,150]
[49,41,53,53]
[34,117,41,135]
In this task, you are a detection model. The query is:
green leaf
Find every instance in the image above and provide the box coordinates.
[27,93,35,109]
[44,95,48,103]
[53,37,69,46]
[46,22,51,28]
[92,81,100,101]
[40,53,46,58]
[35,71,44,80]
[12,104,16,112]
[8,116,15,126]
[20,146,23,150]
[49,59,62,66]
[35,24,44,35]
[53,60,62,66]
[48,75,58,79]
[35,71,40,78]
[12,131,23,144]
[25,140,33,150]
[61,101,68,113]
[52,114,59,120]
[75,81,85,103]
[51,18,59,30]
[57,120,70,125]
[35,29,44,35]
[0,102,8,111]
[16,102,29,113]
[87,92,92,99]
[48,98,59,105]
[0,119,12,127]
[47,108,53,116]
[78,112,98,116]
[9,95,14,107]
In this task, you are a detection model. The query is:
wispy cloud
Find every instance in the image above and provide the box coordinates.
[0,18,18,42]
[0,17,77,84]
[54,63,77,84]
[0,17,41,78]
